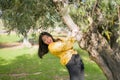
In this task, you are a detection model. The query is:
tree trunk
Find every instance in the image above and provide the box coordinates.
[79,25,120,80]
[23,33,32,48]
[52,0,120,80]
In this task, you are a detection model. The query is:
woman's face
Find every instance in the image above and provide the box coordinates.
[42,35,53,45]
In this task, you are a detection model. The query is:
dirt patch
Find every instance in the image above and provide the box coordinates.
[54,75,69,80]
[0,72,41,77]
[0,42,22,49]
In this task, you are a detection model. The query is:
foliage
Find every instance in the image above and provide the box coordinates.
[0,0,120,43]
[69,0,120,43]
[0,0,63,36]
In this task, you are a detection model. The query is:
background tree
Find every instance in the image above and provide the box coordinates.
[0,0,63,46]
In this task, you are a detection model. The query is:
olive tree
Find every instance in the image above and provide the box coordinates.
[0,0,120,79]
[52,0,120,80]
[0,0,60,46]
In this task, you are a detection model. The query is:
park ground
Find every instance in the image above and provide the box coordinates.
[0,33,107,80]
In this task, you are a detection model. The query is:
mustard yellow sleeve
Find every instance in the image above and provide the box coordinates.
[48,37,75,53]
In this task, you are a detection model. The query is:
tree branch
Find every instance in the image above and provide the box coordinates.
[52,0,83,41]
[92,0,99,17]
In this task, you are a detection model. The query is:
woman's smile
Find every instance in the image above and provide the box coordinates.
[42,35,53,45]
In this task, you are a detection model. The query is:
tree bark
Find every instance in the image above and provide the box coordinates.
[52,0,120,80]
[80,25,120,80]
[23,33,32,48]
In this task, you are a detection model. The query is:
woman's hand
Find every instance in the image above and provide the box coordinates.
[72,29,83,41]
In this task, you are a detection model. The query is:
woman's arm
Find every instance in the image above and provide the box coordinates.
[48,37,75,53]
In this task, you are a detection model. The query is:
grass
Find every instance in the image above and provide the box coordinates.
[0,34,107,80]
[0,33,22,43]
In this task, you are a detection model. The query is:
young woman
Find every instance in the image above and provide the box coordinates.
[38,32,84,80]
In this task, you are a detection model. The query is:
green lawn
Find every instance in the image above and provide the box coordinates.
[0,34,107,80]
[0,33,22,43]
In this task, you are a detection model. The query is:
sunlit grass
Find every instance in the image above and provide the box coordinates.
[0,47,36,60]
[0,33,22,43]
[0,45,107,80]
[0,34,107,80]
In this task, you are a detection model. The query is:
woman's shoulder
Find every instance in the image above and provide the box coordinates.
[48,40,62,52]
[55,37,66,41]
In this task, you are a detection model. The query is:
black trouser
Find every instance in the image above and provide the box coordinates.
[66,54,84,80]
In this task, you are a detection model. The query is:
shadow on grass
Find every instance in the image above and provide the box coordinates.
[0,53,69,80]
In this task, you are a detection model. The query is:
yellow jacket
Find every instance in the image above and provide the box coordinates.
[48,37,77,65]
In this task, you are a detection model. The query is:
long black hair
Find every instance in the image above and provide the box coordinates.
[38,32,55,58]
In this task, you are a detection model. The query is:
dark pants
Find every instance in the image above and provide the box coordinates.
[66,54,84,80]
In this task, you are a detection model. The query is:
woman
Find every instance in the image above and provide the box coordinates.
[38,32,84,80]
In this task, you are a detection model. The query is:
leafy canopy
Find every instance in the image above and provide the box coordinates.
[0,0,61,35]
